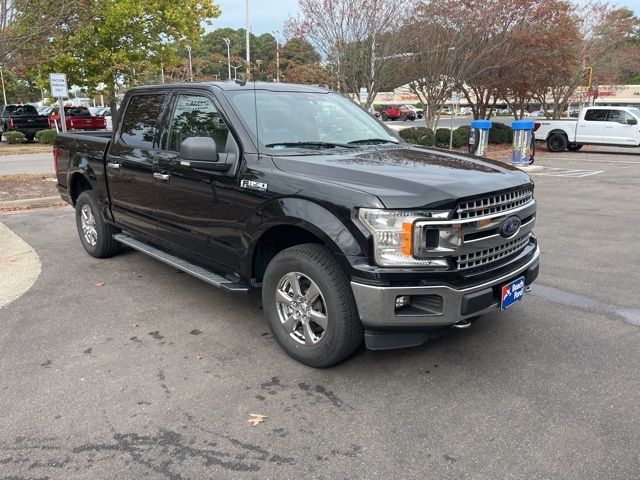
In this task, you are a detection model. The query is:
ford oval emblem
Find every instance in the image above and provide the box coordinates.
[500,216,521,238]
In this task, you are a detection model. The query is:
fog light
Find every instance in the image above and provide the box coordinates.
[395,295,411,309]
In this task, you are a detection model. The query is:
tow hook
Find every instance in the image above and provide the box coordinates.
[452,319,472,329]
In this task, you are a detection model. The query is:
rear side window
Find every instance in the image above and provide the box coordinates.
[64,107,90,117]
[5,105,38,116]
[607,110,633,124]
[584,109,609,121]
[120,94,165,149]
[167,94,229,153]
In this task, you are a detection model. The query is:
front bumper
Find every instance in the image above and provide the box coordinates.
[351,246,540,329]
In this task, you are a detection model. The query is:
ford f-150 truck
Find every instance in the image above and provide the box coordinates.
[533,106,640,152]
[0,104,50,141]
[50,106,107,131]
[54,82,539,367]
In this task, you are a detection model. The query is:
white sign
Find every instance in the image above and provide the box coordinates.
[451,91,461,105]
[49,73,68,98]
[359,87,368,104]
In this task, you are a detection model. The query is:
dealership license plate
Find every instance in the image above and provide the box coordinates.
[501,276,525,310]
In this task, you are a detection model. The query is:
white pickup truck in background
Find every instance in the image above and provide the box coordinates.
[533,106,640,152]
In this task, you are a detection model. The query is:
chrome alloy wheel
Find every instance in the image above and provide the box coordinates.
[80,204,98,246]
[275,272,328,346]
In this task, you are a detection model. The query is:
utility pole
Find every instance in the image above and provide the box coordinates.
[0,66,7,106]
[186,45,193,82]
[272,30,280,82]
[223,37,231,81]
[245,0,250,77]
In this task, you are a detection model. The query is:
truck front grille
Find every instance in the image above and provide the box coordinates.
[456,186,533,220]
[454,233,531,272]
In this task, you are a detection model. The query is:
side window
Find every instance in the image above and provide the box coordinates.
[168,94,229,153]
[607,110,632,124]
[584,109,609,122]
[120,94,165,149]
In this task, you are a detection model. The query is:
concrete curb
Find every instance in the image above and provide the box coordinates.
[0,196,65,210]
[0,221,41,309]
[517,165,544,173]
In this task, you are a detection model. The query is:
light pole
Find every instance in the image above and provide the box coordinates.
[272,30,280,82]
[223,37,232,81]
[245,0,250,77]
[0,66,7,106]
[186,45,193,82]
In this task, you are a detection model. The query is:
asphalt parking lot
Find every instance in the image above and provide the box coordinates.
[1,148,639,479]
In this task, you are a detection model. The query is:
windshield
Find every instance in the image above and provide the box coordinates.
[227,90,398,153]
[629,108,640,119]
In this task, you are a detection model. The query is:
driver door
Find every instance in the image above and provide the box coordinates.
[153,92,241,270]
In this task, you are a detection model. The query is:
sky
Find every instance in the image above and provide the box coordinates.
[213,0,300,34]
[212,0,639,35]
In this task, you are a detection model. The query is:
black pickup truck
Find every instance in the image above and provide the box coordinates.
[1,104,50,141]
[54,82,539,367]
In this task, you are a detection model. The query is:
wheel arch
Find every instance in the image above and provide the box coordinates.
[245,198,366,283]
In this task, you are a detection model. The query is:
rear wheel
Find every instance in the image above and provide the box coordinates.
[567,143,582,152]
[25,135,34,143]
[262,244,363,367]
[75,190,121,258]
[547,133,568,152]
[401,114,408,121]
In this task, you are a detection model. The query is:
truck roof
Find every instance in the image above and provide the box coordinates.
[126,81,332,94]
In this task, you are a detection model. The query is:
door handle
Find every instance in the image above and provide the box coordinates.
[153,172,170,182]
[107,162,120,170]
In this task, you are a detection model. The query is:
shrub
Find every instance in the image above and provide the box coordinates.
[373,104,382,112]
[435,128,451,147]
[489,123,513,144]
[452,126,471,148]
[3,131,25,144]
[35,129,57,144]
[399,127,435,147]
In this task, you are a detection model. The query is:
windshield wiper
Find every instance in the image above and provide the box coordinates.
[265,141,356,149]
[347,138,399,145]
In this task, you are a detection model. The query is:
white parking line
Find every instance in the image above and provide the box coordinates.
[533,167,604,178]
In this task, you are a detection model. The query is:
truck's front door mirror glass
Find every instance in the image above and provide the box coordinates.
[627,118,637,125]
[179,137,218,162]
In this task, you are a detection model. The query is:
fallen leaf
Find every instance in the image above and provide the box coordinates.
[133,324,138,328]
[94,282,106,287]
[247,413,267,427]
[196,355,203,360]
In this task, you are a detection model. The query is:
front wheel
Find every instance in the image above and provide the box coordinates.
[262,244,363,367]
[567,143,582,152]
[381,112,388,121]
[75,190,121,258]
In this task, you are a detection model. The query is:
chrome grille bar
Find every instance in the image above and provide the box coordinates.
[456,187,534,220]
[455,234,531,271]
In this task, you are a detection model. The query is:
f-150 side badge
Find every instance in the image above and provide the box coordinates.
[240,179,268,192]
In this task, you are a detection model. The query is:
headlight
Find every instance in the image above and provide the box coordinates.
[358,208,450,267]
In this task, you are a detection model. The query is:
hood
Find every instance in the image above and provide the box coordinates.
[271,145,532,209]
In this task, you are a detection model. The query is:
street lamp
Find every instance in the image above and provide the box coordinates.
[223,37,232,81]
[272,30,280,83]
[186,45,193,82]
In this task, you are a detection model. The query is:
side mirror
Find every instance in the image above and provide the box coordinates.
[627,118,638,125]
[180,136,218,162]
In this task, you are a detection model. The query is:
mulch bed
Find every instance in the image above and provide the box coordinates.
[0,174,58,202]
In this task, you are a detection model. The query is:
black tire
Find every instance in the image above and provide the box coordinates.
[547,133,568,152]
[25,135,35,143]
[381,112,388,121]
[401,114,407,121]
[567,143,583,152]
[262,244,363,368]
[75,190,121,258]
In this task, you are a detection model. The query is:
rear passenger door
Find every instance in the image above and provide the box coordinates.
[153,92,241,270]
[576,109,607,144]
[106,92,170,237]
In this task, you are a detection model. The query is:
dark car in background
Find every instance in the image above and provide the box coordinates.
[0,104,50,141]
